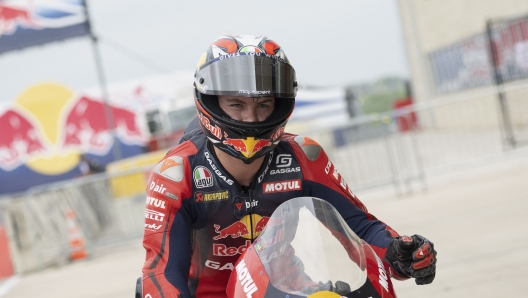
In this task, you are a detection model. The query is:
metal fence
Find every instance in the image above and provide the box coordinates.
[0,167,151,273]
[1,82,528,274]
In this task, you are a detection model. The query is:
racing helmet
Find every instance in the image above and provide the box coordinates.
[194,35,297,164]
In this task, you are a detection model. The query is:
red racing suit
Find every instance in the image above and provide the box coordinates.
[142,132,399,298]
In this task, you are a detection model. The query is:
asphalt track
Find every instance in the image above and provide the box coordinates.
[1,154,527,298]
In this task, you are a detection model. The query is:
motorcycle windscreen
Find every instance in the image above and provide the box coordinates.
[252,197,368,297]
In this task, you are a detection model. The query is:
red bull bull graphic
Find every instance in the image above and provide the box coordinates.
[0,82,147,195]
[0,108,46,170]
[63,96,144,155]
[0,0,90,54]
[213,214,274,240]
[222,136,272,158]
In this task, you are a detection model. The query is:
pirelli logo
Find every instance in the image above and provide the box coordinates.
[263,179,302,193]
[195,190,230,203]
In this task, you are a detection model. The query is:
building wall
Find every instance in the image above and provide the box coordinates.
[398,0,528,136]
[398,0,528,103]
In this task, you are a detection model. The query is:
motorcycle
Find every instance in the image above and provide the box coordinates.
[135,196,396,298]
[226,196,396,298]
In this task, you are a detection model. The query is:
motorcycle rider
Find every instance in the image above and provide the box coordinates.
[141,34,437,298]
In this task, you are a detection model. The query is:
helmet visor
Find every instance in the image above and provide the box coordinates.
[195,54,296,98]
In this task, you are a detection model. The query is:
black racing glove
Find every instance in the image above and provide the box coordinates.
[384,234,437,285]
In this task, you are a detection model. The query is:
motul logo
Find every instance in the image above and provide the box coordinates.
[376,256,389,292]
[235,260,258,297]
[263,179,301,193]
[146,197,166,209]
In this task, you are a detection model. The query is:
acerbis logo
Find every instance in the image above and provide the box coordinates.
[276,154,292,168]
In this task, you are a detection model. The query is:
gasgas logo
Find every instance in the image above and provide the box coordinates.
[204,151,234,185]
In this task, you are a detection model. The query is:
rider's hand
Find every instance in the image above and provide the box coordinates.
[384,234,437,285]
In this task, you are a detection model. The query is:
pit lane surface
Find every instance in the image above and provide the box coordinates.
[1,154,527,298]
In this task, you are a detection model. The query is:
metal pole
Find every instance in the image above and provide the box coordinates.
[83,0,121,161]
[486,19,516,149]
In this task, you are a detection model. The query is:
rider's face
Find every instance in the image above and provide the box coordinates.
[218,96,275,122]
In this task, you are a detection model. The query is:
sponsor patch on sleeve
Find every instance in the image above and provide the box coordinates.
[154,156,184,182]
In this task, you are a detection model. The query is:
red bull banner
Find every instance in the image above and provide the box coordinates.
[0,82,147,195]
[0,0,90,54]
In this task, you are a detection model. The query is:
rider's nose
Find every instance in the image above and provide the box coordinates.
[243,108,259,122]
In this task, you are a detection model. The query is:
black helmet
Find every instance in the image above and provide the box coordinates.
[194,35,297,163]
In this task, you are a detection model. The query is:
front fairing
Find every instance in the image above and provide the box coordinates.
[226,197,395,298]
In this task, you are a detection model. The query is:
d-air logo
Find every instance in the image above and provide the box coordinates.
[193,166,213,188]
[154,156,184,182]
[263,179,301,193]
[149,182,166,194]
[146,197,166,209]
[235,260,258,297]
[145,209,165,222]
[195,190,229,203]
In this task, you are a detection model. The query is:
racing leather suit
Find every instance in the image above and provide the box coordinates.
[142,130,399,298]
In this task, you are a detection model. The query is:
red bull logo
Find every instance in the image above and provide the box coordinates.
[0,0,89,39]
[0,3,40,35]
[222,137,272,158]
[0,82,147,194]
[63,96,144,154]
[213,214,272,240]
[0,109,46,170]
